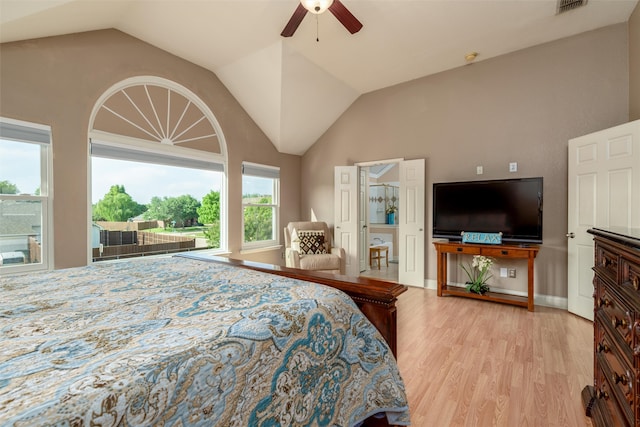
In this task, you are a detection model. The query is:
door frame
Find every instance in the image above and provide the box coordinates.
[353,158,425,287]
[567,120,640,320]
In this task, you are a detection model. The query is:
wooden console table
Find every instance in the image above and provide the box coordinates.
[433,241,540,311]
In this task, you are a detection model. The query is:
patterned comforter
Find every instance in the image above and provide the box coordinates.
[0,256,410,426]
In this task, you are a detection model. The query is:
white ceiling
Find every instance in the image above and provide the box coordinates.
[1,0,638,155]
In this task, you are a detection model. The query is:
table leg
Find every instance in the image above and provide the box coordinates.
[527,253,535,311]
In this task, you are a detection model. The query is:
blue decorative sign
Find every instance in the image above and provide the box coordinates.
[461,231,502,245]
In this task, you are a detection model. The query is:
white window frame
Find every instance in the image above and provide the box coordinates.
[89,136,227,260]
[0,117,53,273]
[241,162,280,250]
[87,77,229,262]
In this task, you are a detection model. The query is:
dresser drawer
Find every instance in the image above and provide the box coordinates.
[596,244,620,283]
[621,256,640,295]
[596,350,635,426]
[594,364,632,427]
[596,286,634,361]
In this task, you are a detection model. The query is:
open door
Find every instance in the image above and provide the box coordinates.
[399,159,425,287]
[335,160,426,284]
[334,166,359,277]
[359,168,369,272]
[567,120,640,320]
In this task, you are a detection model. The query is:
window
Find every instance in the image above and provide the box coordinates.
[242,162,279,248]
[91,140,225,261]
[0,118,52,273]
[88,78,228,262]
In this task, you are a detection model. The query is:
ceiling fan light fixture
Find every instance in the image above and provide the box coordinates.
[300,0,334,14]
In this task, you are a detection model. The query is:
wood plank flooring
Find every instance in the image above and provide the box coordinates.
[394,287,593,426]
[360,262,399,282]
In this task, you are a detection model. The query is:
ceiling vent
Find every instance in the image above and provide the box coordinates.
[557,0,588,14]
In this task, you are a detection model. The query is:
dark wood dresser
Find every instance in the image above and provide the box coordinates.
[583,228,640,427]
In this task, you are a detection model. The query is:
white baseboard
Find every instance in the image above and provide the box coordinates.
[420,278,567,310]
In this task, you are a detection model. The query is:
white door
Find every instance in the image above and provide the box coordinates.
[568,120,640,320]
[399,159,425,287]
[334,166,359,277]
[358,168,369,272]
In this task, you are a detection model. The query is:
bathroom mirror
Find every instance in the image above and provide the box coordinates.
[369,183,399,224]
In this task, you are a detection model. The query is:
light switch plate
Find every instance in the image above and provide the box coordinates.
[509,162,518,172]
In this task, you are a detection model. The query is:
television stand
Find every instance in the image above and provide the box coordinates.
[433,241,540,311]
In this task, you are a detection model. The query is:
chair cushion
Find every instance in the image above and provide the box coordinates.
[299,253,340,271]
[297,230,328,255]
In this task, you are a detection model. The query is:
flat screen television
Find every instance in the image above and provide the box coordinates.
[432,177,543,244]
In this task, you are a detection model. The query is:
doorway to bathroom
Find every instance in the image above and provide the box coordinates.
[334,158,424,287]
[360,162,399,282]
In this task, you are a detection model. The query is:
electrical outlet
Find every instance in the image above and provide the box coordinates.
[509,162,518,172]
[476,166,483,175]
[508,268,516,278]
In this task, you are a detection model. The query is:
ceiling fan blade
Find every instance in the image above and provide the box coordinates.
[328,0,363,34]
[281,3,308,37]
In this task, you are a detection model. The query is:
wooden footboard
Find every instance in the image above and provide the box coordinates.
[178,254,407,357]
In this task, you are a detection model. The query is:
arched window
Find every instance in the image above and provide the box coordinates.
[88,77,227,261]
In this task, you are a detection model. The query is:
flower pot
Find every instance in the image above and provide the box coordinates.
[466,281,490,295]
[386,212,395,224]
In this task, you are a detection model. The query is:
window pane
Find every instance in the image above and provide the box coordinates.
[91,156,223,261]
[0,199,42,267]
[242,176,275,202]
[243,206,274,243]
[0,139,41,195]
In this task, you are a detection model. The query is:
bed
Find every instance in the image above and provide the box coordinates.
[0,254,410,426]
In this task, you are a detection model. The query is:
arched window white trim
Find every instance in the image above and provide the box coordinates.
[87,77,228,262]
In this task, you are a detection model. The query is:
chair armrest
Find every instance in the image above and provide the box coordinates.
[285,247,301,268]
[331,247,346,275]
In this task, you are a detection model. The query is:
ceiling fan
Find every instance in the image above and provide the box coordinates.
[281,0,363,38]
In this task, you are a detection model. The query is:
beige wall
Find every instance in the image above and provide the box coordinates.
[301,24,629,300]
[631,2,640,120]
[0,29,300,268]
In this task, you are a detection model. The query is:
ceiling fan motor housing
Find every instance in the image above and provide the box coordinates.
[301,0,334,15]
[282,0,362,37]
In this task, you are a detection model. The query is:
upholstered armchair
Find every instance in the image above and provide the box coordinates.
[284,221,345,275]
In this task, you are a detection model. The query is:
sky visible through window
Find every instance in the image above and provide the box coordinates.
[1,139,40,194]
[91,157,223,205]
[2,138,272,206]
[91,158,271,205]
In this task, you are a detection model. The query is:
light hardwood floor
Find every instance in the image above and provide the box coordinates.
[360,263,399,282]
[394,287,593,426]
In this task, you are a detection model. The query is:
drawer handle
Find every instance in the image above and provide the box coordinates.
[612,371,629,386]
[456,247,463,252]
[501,250,508,255]
[596,389,609,400]
[602,257,611,267]
[611,316,628,329]
[597,341,610,353]
[597,298,612,308]
[632,275,639,291]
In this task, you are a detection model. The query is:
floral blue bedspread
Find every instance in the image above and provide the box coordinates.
[0,256,410,426]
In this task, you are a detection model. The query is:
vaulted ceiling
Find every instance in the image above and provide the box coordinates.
[1,0,637,155]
